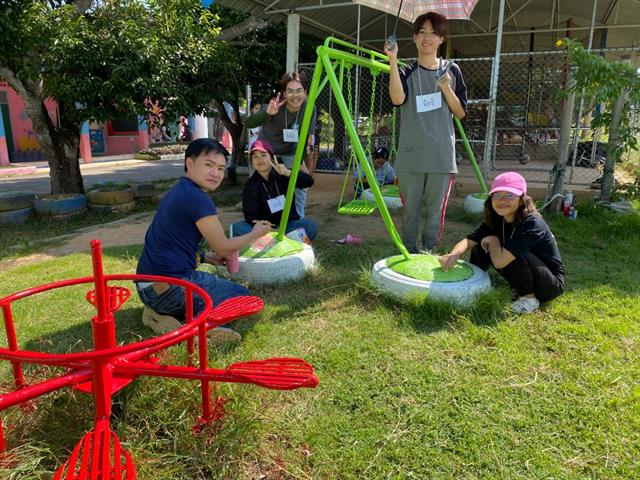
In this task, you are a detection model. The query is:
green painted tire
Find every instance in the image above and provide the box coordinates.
[371,254,492,305]
[87,188,134,205]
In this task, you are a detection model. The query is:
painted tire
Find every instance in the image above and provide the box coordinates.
[87,188,134,205]
[362,188,403,209]
[88,200,136,214]
[0,207,34,224]
[463,193,487,215]
[131,183,157,199]
[0,191,36,212]
[46,208,88,222]
[371,256,492,305]
[231,243,316,285]
[34,193,87,215]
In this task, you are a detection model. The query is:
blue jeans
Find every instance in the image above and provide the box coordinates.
[137,270,249,321]
[231,217,318,241]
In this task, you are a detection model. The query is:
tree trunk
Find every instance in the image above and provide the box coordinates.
[215,99,244,185]
[0,60,86,193]
[601,90,626,202]
[19,94,84,194]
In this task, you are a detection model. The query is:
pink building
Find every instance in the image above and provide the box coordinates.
[0,82,149,165]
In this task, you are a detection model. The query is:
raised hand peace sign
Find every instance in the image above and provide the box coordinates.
[270,155,290,177]
[266,93,287,115]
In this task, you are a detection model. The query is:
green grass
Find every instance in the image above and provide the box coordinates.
[0,202,639,479]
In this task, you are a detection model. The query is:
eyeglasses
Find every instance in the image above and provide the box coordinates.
[491,192,518,200]
[285,88,304,96]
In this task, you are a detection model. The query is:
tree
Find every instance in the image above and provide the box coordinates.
[0,0,224,194]
[557,39,640,202]
[207,4,320,180]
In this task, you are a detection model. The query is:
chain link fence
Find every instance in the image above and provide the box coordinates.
[299,46,640,189]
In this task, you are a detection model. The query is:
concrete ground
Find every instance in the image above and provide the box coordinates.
[1,152,599,200]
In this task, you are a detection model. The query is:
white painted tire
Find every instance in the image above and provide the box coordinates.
[463,193,487,215]
[362,188,403,209]
[231,243,316,285]
[371,256,492,305]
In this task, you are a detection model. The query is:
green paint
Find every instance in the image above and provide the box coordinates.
[471,192,489,200]
[380,185,400,197]
[387,254,473,282]
[240,232,304,259]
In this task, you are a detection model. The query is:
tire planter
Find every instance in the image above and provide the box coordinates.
[231,232,316,284]
[88,188,136,213]
[362,186,403,209]
[131,183,157,199]
[463,193,488,215]
[34,193,87,216]
[0,206,34,224]
[88,200,136,214]
[0,191,35,212]
[87,188,134,205]
[371,253,492,305]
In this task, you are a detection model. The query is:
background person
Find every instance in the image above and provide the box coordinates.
[231,139,318,241]
[353,146,397,197]
[136,138,272,343]
[385,11,467,253]
[439,172,565,313]
[245,72,316,218]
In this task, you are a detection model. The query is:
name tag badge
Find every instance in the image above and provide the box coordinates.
[267,194,286,213]
[283,128,299,142]
[416,92,442,113]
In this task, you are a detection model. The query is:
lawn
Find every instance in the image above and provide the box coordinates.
[0,200,639,479]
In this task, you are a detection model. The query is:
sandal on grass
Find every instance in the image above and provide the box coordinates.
[336,234,363,246]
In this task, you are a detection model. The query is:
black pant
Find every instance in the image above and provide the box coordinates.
[470,245,564,301]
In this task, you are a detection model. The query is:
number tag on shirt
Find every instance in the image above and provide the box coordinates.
[416,92,442,113]
[267,194,286,213]
[283,128,299,142]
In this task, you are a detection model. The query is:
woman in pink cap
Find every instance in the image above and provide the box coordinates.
[231,139,318,240]
[439,172,564,313]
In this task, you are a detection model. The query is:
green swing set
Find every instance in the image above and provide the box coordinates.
[277,37,487,267]
[336,63,400,216]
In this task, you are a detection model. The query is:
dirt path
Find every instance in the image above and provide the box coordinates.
[0,174,465,273]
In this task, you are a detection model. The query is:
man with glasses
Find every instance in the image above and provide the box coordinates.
[245,72,317,218]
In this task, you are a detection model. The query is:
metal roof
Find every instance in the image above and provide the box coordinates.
[216,0,640,58]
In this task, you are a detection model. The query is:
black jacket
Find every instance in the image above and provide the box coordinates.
[242,170,314,226]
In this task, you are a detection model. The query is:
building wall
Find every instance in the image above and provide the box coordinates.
[0,83,142,161]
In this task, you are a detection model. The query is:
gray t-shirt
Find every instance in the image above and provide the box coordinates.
[394,60,467,173]
[245,101,317,155]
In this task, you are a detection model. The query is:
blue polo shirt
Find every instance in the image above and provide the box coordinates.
[137,176,217,278]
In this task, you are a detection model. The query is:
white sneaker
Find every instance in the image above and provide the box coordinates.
[510,296,540,313]
[142,307,241,345]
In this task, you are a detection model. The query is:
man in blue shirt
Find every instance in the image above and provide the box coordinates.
[136,138,272,344]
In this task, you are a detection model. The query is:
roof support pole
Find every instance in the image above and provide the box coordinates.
[569,0,598,183]
[482,0,506,178]
[287,13,300,72]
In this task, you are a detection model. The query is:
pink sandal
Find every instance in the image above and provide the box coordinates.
[336,234,363,246]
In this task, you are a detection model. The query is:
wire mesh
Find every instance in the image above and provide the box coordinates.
[298,46,639,187]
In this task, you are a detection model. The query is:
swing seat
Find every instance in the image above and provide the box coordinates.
[338,199,377,216]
